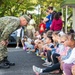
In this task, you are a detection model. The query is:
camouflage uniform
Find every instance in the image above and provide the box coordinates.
[0,16,20,61]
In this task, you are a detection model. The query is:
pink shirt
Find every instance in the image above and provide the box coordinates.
[50,18,63,31]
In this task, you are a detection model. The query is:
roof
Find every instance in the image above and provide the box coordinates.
[61,0,75,7]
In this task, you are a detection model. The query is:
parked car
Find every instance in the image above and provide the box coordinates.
[8,28,23,47]
[8,31,17,45]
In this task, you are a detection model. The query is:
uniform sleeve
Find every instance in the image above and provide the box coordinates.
[1,20,20,40]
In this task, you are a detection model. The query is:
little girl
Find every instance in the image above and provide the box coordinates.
[62,33,75,75]
[39,18,46,34]
[23,36,34,51]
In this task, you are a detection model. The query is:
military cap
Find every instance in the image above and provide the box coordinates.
[22,14,31,22]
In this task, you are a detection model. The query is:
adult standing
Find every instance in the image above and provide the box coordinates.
[26,14,36,39]
[0,15,30,68]
[50,12,63,31]
[43,6,53,31]
[16,26,25,49]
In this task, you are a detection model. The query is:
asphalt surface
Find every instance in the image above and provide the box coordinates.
[0,48,62,75]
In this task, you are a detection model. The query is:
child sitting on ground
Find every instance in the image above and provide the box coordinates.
[23,36,34,51]
[62,33,75,75]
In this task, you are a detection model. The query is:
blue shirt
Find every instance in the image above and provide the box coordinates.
[61,48,72,60]
[46,14,52,29]
[47,43,55,54]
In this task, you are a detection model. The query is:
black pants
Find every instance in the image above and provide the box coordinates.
[43,63,60,73]
[47,50,52,62]
[43,53,60,73]
[52,53,60,64]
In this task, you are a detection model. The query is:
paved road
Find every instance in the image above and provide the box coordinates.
[0,48,61,75]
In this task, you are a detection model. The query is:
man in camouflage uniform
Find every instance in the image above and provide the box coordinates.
[0,15,30,69]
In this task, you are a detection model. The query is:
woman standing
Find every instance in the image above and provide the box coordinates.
[50,12,63,31]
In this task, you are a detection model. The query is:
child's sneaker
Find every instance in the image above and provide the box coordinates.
[41,57,46,61]
[23,47,25,50]
[16,46,20,49]
[27,51,30,54]
[32,65,42,75]
[42,62,52,67]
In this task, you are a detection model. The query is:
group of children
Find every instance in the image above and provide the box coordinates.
[21,29,75,75]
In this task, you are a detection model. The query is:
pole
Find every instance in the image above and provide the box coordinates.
[72,8,75,31]
[65,6,68,33]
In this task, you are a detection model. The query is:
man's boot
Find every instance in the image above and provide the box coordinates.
[4,57,15,66]
[0,60,10,69]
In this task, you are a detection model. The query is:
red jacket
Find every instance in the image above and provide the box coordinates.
[50,18,63,31]
[39,23,46,34]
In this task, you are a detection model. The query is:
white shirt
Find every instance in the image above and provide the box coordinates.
[28,19,36,25]
[16,27,24,38]
[63,47,75,64]
[16,28,22,37]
